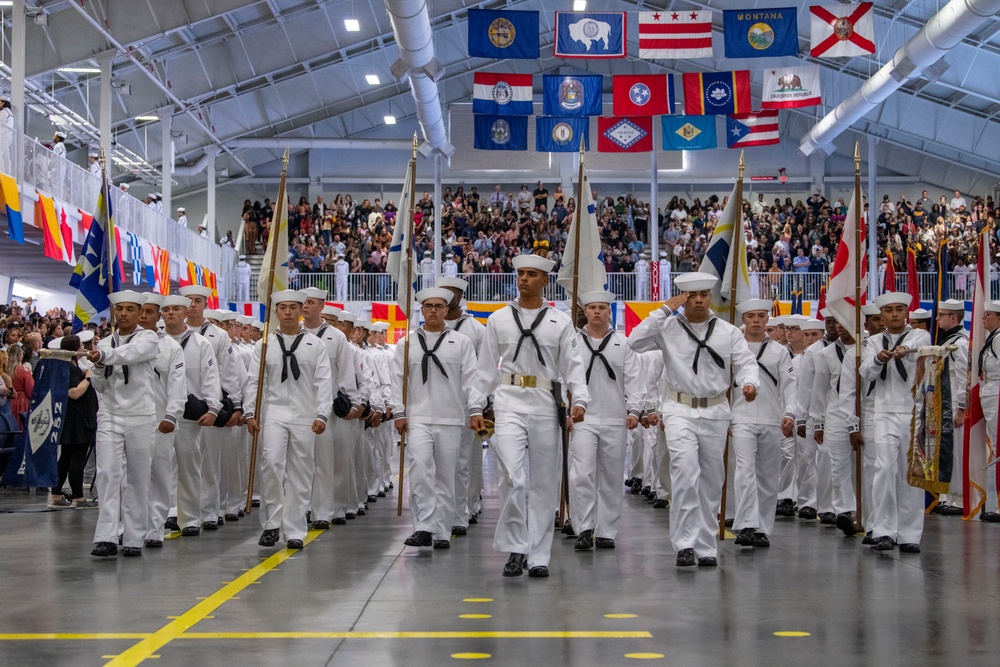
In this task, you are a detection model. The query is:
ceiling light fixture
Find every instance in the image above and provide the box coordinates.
[383,115,397,125]
[59,67,101,74]
[345,19,360,31]
[365,74,380,85]
[134,115,159,121]
[573,1,587,11]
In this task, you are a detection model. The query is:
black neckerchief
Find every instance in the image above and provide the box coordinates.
[939,324,966,361]
[417,330,449,384]
[511,306,548,365]
[582,330,616,383]
[454,317,466,332]
[834,342,845,392]
[275,333,304,382]
[677,317,724,374]
[104,331,137,384]
[755,340,778,386]
[317,325,329,339]
[980,328,1000,371]
[869,329,909,395]
[199,322,210,336]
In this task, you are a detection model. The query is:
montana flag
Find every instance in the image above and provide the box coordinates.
[371,302,409,344]
[70,174,121,330]
[662,115,717,150]
[536,116,589,153]
[598,117,653,153]
[612,74,673,117]
[698,182,750,320]
[726,110,780,148]
[554,12,626,58]
[257,192,289,302]
[761,65,822,109]
[557,166,607,305]
[638,10,713,60]
[0,358,66,488]
[0,173,23,244]
[474,115,528,151]
[683,71,751,115]
[542,74,603,117]
[723,8,798,58]
[625,301,665,335]
[473,72,534,116]
[810,3,875,58]
[468,9,540,60]
[825,186,867,336]
[386,158,418,311]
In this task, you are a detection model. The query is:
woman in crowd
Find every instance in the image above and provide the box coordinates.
[48,335,98,510]
[5,344,32,428]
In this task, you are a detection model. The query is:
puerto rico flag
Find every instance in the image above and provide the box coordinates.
[472,72,534,116]
[726,110,780,148]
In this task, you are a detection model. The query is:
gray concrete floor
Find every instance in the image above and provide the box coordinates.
[1,450,998,666]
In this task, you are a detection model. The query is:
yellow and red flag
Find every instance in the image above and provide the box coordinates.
[371,302,409,344]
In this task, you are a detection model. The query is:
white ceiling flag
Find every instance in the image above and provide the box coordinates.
[761,65,822,109]
[810,2,876,58]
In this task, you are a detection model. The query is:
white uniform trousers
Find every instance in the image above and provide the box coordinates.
[642,426,657,493]
[236,280,250,303]
[492,408,562,568]
[238,428,251,507]
[816,435,834,514]
[335,276,348,302]
[220,428,242,515]
[311,416,339,522]
[453,426,475,529]
[824,427,857,515]
[167,421,207,529]
[201,427,227,523]
[330,416,355,518]
[407,422,462,540]
[861,423,876,528]
[983,399,999,513]
[795,424,818,510]
[569,422,626,539]
[351,420,367,511]
[366,427,381,497]
[663,415,728,558]
[656,426,671,500]
[943,419,964,508]
[258,419,314,541]
[146,430,177,541]
[93,414,156,548]
[731,423,781,535]
[468,433,484,516]
[724,436,737,521]
[871,413,924,544]
[379,424,394,490]
[777,434,797,502]
[627,428,644,481]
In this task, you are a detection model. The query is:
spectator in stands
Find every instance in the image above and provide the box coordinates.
[48,334,98,509]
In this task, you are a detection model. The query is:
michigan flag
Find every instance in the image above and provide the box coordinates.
[70,174,121,331]
[698,182,750,319]
[257,192,289,302]
[387,157,418,312]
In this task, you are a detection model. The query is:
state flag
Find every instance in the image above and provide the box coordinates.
[474,115,528,151]
[682,71,751,115]
[536,117,589,153]
[612,74,673,117]
[468,9,539,60]
[761,65,822,109]
[723,8,798,59]
[638,10,713,60]
[554,12,626,59]
[810,2,875,58]
[598,117,653,153]
[542,74,603,117]
[473,72,533,116]
[661,115,717,151]
[726,111,780,148]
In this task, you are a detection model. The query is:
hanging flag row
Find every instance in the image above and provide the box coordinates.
[468,4,875,61]
[473,66,820,118]
[474,112,779,152]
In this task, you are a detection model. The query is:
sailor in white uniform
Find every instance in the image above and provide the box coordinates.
[235,255,252,302]
[935,299,970,514]
[979,301,1000,522]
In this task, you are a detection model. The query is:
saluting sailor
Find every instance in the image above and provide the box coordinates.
[935,299,970,515]
[568,290,642,551]
[628,272,759,567]
[474,253,589,578]
[246,290,333,549]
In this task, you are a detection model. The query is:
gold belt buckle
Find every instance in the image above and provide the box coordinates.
[694,397,708,408]
[518,375,537,388]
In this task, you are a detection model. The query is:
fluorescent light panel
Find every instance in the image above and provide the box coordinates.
[573,0,587,10]
[344,19,360,31]
[383,115,396,125]
[365,74,380,85]
[135,115,159,121]
[59,67,101,74]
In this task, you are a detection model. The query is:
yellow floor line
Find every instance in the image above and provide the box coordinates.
[0,634,151,641]
[0,630,652,642]
[102,529,323,667]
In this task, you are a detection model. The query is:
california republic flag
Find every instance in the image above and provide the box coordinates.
[761,65,822,109]
[810,2,875,58]
[825,187,867,335]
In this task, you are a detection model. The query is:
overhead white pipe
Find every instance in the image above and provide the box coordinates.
[800,0,1000,156]
[228,138,414,150]
[173,150,212,177]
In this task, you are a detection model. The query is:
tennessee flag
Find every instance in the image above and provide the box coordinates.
[371,302,409,344]
[625,301,665,335]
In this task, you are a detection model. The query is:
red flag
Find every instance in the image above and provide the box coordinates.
[817,286,827,319]
[597,116,653,153]
[825,187,866,333]
[78,209,93,232]
[883,250,897,294]
[906,247,920,312]
[612,74,672,117]
[371,302,409,344]
[964,226,995,517]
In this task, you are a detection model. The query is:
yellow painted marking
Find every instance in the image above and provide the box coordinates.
[0,634,150,641]
[458,614,492,619]
[102,657,118,660]
[163,532,181,540]
[462,598,493,603]
[605,614,638,619]
[724,530,736,539]
[166,617,178,620]
[452,653,491,660]
[101,530,323,666]
[625,653,665,660]
[179,631,653,639]
[774,631,811,637]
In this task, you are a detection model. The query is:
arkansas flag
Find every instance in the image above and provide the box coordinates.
[598,117,653,153]
[638,10,713,60]
[726,111,780,148]
[612,74,674,117]
[472,72,534,116]
[825,186,867,335]
[761,65,822,109]
[810,2,875,58]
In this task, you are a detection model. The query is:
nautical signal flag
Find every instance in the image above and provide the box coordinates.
[726,110,780,148]
[625,301,665,336]
[598,117,653,153]
[612,74,674,117]
[638,10,713,60]
[542,74,603,117]
[465,301,507,325]
[468,9,539,60]
[723,8,798,59]
[371,302,408,344]
[536,116,589,153]
[682,71,751,115]
[761,65,822,109]
[810,3,875,58]
[554,12,626,59]
[37,192,74,265]
[661,115,717,151]
[474,115,528,151]
[0,173,24,244]
[472,72,533,116]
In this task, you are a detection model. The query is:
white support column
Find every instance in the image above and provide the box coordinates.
[11,0,27,184]
[98,53,113,165]
[433,154,441,282]
[867,134,878,298]
[160,107,173,219]
[206,147,219,241]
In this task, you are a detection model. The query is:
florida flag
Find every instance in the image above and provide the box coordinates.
[473,72,534,116]
[810,2,875,58]
[726,111,780,148]
[825,186,867,336]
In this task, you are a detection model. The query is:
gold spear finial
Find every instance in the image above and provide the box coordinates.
[738,149,745,178]
[854,141,860,170]
[412,132,419,159]
[282,147,289,168]
[99,146,106,171]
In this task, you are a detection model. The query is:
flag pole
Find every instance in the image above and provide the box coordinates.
[245,148,289,515]
[853,142,865,534]
[99,148,116,330]
[397,133,419,516]
[718,150,745,540]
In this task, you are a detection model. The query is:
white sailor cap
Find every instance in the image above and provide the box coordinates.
[301,287,327,300]
[659,251,668,258]
[437,277,469,292]
[355,319,373,330]
[178,285,212,298]
[143,293,165,307]
[204,309,221,320]
[424,250,432,256]
[161,295,192,308]
[874,292,912,309]
[339,311,357,324]
[214,310,236,322]
[937,299,965,312]
[674,272,718,293]
[862,304,880,317]
[783,315,810,328]
[801,319,826,331]
[512,254,555,273]
[416,288,453,304]
[986,301,1000,314]
[251,320,265,330]
[271,289,306,305]
[373,322,390,332]
[239,254,246,260]
[736,299,773,316]
[236,315,254,326]
[176,207,185,212]
[322,305,342,318]
[909,308,932,320]
[47,330,95,349]
[108,290,145,305]
[766,317,782,327]
[88,151,98,158]
[579,290,616,306]
[54,131,66,139]
[120,183,130,191]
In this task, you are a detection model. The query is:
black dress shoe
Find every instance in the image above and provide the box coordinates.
[981,511,1000,523]
[404,531,432,547]
[629,479,642,494]
[181,526,200,537]
[836,513,856,537]
[676,548,696,567]
[871,536,895,551]
[363,502,369,510]
[356,509,366,516]
[312,520,331,530]
[91,542,117,558]
[345,512,356,520]
[625,477,636,488]
[899,543,921,553]
[939,505,964,516]
[528,566,549,578]
[819,512,837,525]
[503,553,527,577]
[377,491,386,498]
[144,539,163,549]
[452,526,467,536]
[724,518,734,528]
[225,513,239,522]
[433,540,451,549]
[251,499,260,507]
[735,527,756,546]
[775,499,796,517]
[286,539,304,550]
[202,521,218,531]
[595,537,616,549]
[164,517,180,531]
[122,547,142,557]
[258,529,279,547]
[387,482,394,489]
[574,529,594,551]
[332,517,347,525]
[561,521,576,537]
[862,531,875,545]
[697,556,718,567]
[652,499,668,509]
[217,516,225,526]
[238,509,245,518]
[641,485,652,498]
[118,534,123,545]
[752,533,770,548]
[468,515,478,525]
[798,506,818,520]
[367,495,378,503]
